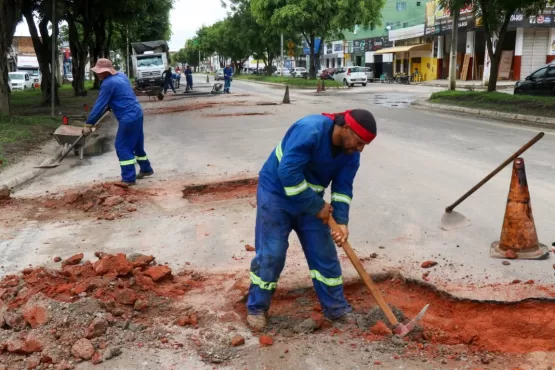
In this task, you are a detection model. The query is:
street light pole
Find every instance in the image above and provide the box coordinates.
[280,34,284,76]
[50,0,56,118]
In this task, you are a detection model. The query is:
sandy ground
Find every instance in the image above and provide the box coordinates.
[1,76,554,369]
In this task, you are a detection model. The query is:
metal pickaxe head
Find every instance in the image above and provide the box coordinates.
[392,304,430,337]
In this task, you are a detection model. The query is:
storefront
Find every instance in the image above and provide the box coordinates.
[424,1,555,83]
[364,36,394,78]
[374,24,436,80]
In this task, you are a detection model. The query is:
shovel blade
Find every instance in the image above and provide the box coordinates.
[440,211,471,231]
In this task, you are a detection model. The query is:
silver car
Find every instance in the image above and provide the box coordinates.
[215,68,224,81]
[362,67,374,83]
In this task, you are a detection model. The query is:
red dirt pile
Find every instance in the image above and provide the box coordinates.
[182,178,258,203]
[40,182,156,220]
[0,252,203,368]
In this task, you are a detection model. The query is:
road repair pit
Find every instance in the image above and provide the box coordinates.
[143,100,249,115]
[233,276,555,355]
[182,177,258,203]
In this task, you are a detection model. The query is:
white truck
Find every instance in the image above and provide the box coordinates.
[131,40,170,88]
[16,55,41,87]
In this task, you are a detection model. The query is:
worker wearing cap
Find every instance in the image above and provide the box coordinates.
[83,58,154,185]
[246,109,378,330]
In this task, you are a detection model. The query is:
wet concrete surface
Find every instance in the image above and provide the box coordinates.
[2,75,555,303]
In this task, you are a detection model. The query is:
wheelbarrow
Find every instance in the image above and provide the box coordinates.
[53,125,88,160]
[135,85,164,101]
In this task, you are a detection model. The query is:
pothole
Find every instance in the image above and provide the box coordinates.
[233,277,555,354]
[182,178,258,203]
[256,102,278,106]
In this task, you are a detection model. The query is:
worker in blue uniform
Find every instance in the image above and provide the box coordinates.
[162,67,176,94]
[223,64,233,93]
[185,65,193,91]
[83,58,154,185]
[246,109,378,330]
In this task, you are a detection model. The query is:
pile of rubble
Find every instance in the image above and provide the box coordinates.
[0,252,200,369]
[39,182,157,220]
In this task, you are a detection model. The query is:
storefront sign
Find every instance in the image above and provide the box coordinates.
[389,24,425,41]
[425,17,475,35]
[364,37,393,51]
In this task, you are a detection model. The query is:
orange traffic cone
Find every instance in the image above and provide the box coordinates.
[490,158,549,260]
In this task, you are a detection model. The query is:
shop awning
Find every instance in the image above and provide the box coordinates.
[374,44,432,55]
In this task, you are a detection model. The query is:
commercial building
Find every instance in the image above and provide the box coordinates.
[423,1,555,83]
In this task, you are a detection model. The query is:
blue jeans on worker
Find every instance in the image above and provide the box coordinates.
[114,115,153,183]
[163,79,176,94]
[186,75,193,90]
[224,78,231,93]
[247,184,352,320]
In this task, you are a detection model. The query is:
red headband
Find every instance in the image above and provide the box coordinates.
[322,111,376,144]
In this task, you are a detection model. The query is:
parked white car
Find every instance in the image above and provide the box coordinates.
[291,67,308,78]
[272,69,292,77]
[8,72,34,91]
[333,66,367,87]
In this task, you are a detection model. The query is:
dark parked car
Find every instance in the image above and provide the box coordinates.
[514,63,555,96]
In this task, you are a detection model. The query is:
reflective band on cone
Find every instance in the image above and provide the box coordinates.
[490,158,549,260]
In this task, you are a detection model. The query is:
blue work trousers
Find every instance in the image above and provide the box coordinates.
[224,78,231,93]
[247,184,352,320]
[114,116,153,183]
[163,79,176,93]
[186,75,193,89]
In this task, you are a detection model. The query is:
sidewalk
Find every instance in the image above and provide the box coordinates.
[419,79,515,90]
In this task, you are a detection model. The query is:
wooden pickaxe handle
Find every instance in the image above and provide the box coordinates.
[328,215,400,328]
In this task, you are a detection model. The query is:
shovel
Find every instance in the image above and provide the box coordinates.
[328,215,429,336]
[36,110,111,169]
[441,132,544,231]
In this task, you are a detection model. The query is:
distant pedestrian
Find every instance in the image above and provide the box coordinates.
[224,64,233,93]
[162,67,176,94]
[185,65,193,91]
[172,71,181,88]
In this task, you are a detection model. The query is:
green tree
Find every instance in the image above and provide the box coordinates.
[0,0,25,114]
[22,0,62,105]
[473,0,548,92]
[251,0,385,78]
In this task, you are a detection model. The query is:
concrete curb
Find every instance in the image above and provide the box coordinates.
[234,78,348,90]
[411,100,555,126]
[1,146,65,190]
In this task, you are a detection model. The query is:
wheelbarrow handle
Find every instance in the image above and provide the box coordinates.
[445,132,544,213]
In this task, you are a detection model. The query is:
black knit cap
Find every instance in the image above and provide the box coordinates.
[349,109,377,136]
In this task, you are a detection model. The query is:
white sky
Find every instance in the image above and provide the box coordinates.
[14,0,228,51]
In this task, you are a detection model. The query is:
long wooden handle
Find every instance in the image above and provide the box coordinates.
[445,132,544,213]
[328,216,399,327]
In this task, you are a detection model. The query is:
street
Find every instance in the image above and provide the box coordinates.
[1,75,554,369]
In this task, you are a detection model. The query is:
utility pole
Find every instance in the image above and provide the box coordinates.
[280,34,284,76]
[50,0,56,118]
[448,8,459,90]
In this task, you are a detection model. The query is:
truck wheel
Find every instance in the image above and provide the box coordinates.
[157,93,164,101]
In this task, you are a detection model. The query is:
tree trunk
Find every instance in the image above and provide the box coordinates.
[0,0,24,115]
[24,11,60,106]
[448,8,459,90]
[309,34,316,79]
[486,14,512,92]
[67,13,91,96]
[0,57,11,115]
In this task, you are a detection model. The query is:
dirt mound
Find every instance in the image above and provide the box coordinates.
[1,182,158,224]
[182,178,258,203]
[0,252,204,368]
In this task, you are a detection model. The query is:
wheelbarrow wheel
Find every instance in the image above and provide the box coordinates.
[157,93,164,101]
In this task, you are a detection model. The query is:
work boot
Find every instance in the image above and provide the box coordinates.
[136,171,154,179]
[247,314,267,331]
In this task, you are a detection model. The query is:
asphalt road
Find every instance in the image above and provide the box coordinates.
[2,75,554,302]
